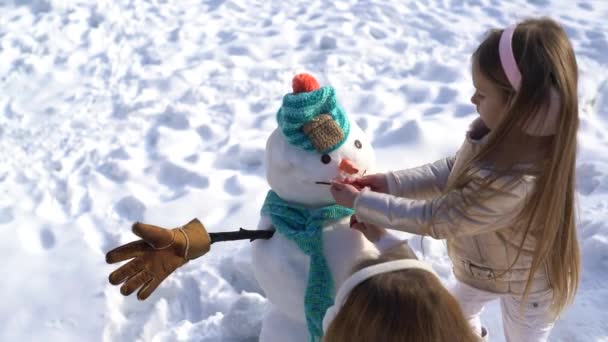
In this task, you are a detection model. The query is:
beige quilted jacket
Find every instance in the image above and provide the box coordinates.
[354,124,551,295]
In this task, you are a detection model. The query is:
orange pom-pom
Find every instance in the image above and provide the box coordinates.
[292,73,320,93]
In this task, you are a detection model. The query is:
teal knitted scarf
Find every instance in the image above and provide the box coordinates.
[261,190,354,341]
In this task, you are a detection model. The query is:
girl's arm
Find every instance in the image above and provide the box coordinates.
[354,170,533,239]
[386,156,456,200]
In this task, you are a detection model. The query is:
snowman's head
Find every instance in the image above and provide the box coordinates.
[265,74,376,207]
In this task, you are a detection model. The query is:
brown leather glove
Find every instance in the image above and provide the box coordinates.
[105,218,211,300]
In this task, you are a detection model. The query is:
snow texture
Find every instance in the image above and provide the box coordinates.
[1,0,608,341]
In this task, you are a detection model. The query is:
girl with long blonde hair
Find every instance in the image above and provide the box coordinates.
[330,17,580,341]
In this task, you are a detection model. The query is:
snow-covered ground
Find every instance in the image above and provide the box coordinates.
[1,0,607,341]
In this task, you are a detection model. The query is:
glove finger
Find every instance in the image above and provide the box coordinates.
[136,271,170,301]
[120,269,154,296]
[106,240,148,264]
[109,258,143,285]
[132,222,175,249]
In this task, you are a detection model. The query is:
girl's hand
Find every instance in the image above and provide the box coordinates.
[344,173,389,194]
[350,216,387,242]
[330,181,360,208]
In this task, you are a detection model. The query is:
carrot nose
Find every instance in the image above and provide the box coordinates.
[339,159,359,175]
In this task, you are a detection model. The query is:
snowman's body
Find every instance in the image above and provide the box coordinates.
[252,118,381,341]
[253,216,379,341]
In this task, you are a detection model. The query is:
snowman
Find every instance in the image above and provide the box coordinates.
[252,73,381,341]
[105,73,384,341]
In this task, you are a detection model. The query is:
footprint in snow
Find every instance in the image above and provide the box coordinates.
[157,161,209,189]
[576,163,603,196]
[373,120,421,147]
[97,161,129,183]
[0,206,14,224]
[114,196,146,221]
[224,175,245,196]
[156,107,190,130]
[40,226,56,250]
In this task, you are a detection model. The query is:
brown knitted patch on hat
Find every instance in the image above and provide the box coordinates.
[302,114,344,153]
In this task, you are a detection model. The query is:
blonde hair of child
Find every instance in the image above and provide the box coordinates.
[323,248,480,342]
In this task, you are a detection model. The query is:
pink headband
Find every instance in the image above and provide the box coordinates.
[498,24,560,136]
[499,25,522,90]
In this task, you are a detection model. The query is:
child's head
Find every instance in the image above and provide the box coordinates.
[322,249,479,342]
[470,17,577,139]
[462,17,580,317]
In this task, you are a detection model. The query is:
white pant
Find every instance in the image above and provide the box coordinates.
[449,281,555,342]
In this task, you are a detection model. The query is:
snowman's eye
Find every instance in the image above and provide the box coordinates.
[354,140,362,149]
[321,154,332,164]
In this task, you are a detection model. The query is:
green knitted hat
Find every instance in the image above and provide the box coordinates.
[276,74,350,154]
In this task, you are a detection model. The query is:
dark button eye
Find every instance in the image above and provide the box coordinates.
[321,154,332,164]
[354,140,362,149]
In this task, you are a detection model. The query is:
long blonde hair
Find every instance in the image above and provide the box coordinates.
[449,17,580,316]
[323,248,479,342]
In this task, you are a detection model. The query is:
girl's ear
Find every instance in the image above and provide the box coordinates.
[522,87,560,136]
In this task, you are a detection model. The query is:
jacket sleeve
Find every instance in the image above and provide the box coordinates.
[386,156,456,200]
[354,171,533,239]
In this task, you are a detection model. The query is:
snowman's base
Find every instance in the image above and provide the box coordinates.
[260,305,309,342]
